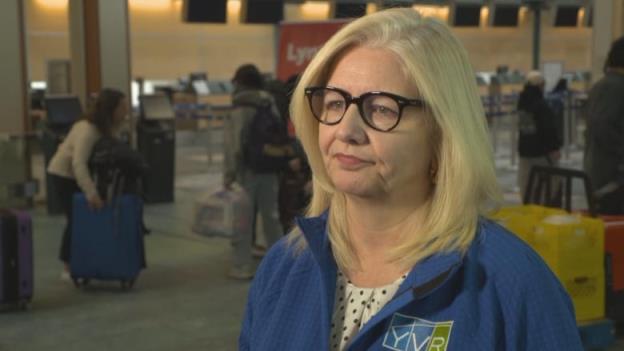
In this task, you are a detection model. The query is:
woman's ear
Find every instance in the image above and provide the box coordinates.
[429,160,438,184]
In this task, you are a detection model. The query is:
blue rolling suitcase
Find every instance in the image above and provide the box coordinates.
[0,209,33,309]
[70,193,144,289]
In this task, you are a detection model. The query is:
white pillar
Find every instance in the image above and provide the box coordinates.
[591,0,624,83]
[98,0,131,99]
[614,1,624,41]
[69,0,87,105]
[0,1,31,208]
[69,0,131,105]
[0,0,29,135]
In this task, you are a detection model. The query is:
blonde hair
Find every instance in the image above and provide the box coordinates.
[289,8,501,272]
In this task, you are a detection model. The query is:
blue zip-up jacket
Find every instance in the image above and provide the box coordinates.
[240,212,583,350]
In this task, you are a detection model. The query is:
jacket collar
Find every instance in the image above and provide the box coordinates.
[295,210,331,263]
[297,212,484,350]
[295,211,465,293]
[296,212,479,349]
[295,211,337,349]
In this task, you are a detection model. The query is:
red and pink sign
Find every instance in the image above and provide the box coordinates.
[277,20,350,81]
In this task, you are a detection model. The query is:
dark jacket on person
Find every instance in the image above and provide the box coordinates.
[583,71,624,190]
[517,85,561,158]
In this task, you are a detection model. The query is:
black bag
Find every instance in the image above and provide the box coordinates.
[89,137,148,200]
[239,102,290,173]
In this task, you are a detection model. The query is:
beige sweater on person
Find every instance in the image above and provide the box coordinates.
[47,119,101,199]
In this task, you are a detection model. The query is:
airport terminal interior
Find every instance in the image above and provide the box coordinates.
[2,0,624,350]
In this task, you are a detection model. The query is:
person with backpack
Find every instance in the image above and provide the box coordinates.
[47,88,128,280]
[516,71,562,201]
[224,64,291,279]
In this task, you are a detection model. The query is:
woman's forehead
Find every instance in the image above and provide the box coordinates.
[326,46,421,98]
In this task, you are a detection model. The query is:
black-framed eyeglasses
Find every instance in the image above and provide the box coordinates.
[304,86,426,132]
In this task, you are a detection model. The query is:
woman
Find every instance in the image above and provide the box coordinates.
[240,9,582,350]
[47,88,128,278]
[516,71,562,200]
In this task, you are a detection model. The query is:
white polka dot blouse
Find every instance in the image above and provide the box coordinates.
[329,271,407,351]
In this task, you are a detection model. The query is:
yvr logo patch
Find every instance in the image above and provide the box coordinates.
[382,313,453,351]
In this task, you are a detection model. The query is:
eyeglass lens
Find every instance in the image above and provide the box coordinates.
[309,88,401,131]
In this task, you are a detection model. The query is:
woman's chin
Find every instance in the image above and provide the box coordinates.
[332,180,380,199]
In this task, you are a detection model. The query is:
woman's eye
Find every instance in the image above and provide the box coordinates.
[371,104,397,116]
[325,100,345,111]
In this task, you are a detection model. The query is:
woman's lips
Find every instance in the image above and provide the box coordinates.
[334,153,369,169]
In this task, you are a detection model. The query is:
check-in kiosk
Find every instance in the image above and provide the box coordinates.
[191,80,210,96]
[137,94,175,203]
[42,96,82,214]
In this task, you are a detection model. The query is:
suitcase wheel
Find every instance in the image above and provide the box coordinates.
[18,300,30,311]
[72,278,90,289]
[120,279,135,291]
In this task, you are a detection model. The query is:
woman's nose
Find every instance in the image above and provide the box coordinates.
[335,104,368,145]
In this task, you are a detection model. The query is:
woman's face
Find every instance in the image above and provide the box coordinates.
[318,46,435,201]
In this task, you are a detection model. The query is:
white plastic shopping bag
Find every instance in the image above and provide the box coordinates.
[192,184,251,238]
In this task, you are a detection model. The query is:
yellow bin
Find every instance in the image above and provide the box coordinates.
[533,214,605,321]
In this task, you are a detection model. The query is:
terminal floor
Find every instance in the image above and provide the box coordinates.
[1,130,624,350]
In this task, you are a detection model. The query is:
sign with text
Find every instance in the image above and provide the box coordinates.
[277,20,349,81]
[383,314,453,351]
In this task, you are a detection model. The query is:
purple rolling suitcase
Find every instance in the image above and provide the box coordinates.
[0,209,33,309]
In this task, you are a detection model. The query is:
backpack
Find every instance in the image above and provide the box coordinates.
[238,102,290,173]
[89,136,148,200]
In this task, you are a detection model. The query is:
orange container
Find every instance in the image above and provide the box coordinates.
[602,216,624,292]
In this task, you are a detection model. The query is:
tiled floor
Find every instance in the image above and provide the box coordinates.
[0,121,623,350]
